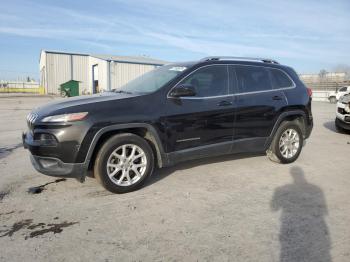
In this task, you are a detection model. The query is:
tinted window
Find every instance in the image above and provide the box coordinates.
[179,65,228,97]
[339,87,347,92]
[270,68,293,88]
[235,66,272,93]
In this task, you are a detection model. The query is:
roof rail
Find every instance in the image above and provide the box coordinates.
[200,56,279,64]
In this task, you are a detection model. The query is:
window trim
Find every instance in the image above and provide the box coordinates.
[167,64,296,100]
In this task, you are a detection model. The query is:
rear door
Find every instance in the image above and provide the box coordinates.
[164,64,234,153]
[230,65,289,151]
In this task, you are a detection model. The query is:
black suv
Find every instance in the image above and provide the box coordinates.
[23,56,313,193]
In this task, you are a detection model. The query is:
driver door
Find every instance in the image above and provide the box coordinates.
[163,65,234,154]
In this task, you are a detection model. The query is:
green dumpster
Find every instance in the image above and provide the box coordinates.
[59,80,80,97]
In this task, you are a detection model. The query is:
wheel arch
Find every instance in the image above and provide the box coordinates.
[265,110,308,148]
[86,123,166,171]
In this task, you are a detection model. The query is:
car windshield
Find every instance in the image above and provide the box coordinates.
[113,65,187,94]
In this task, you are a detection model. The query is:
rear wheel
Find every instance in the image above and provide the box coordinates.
[267,121,304,164]
[94,133,154,193]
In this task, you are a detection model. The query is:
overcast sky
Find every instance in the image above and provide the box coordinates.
[1,0,349,80]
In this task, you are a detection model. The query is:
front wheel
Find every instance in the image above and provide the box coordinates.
[94,133,154,193]
[267,121,304,164]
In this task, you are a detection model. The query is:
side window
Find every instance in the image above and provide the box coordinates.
[270,68,294,89]
[235,65,272,93]
[179,65,228,97]
[339,87,347,92]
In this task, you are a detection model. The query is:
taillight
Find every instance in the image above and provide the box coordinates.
[307,88,313,97]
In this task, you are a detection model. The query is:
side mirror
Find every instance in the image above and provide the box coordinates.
[169,84,196,97]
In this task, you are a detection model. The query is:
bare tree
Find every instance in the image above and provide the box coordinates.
[319,69,328,79]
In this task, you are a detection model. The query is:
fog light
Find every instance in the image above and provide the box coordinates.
[34,133,58,146]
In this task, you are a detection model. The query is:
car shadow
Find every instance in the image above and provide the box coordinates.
[323,120,337,132]
[324,120,350,134]
[271,166,331,262]
[145,152,265,187]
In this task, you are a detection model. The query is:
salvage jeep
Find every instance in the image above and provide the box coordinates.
[335,93,350,133]
[23,56,313,193]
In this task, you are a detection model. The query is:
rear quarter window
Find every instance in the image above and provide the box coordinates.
[269,68,294,89]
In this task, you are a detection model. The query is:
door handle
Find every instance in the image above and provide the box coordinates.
[217,100,232,106]
[272,95,282,101]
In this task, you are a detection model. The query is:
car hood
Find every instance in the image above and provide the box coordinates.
[32,92,139,117]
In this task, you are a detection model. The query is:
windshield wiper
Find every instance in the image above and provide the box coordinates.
[112,89,133,94]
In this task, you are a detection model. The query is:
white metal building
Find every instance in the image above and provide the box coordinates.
[39,50,167,95]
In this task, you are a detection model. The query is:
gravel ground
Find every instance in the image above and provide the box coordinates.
[0,95,349,262]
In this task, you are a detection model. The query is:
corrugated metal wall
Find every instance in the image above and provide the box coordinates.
[72,55,89,94]
[110,62,156,89]
[44,53,89,95]
[46,53,71,94]
[39,51,46,90]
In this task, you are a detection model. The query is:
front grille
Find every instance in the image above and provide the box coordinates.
[26,113,38,130]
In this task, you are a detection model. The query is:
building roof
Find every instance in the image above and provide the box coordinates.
[42,50,89,56]
[41,50,167,66]
[91,54,167,65]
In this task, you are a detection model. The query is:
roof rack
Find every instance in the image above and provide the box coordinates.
[200,56,279,64]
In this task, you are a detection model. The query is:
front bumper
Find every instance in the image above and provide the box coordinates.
[336,102,350,130]
[335,117,350,131]
[30,155,86,178]
[23,132,87,181]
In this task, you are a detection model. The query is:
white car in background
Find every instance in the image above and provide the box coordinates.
[328,86,350,103]
[335,93,350,133]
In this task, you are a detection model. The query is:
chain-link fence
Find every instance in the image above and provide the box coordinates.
[0,81,44,94]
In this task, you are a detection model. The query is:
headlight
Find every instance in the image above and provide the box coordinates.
[41,112,88,123]
[345,104,350,113]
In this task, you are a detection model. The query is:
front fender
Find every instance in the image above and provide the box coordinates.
[82,123,167,169]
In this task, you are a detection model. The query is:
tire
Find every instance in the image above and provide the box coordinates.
[329,96,337,104]
[60,90,68,97]
[94,133,154,194]
[267,121,304,164]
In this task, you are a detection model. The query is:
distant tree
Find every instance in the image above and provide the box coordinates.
[319,69,328,79]
[26,76,31,82]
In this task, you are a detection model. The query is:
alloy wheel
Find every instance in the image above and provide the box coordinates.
[106,144,147,186]
[279,128,300,159]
